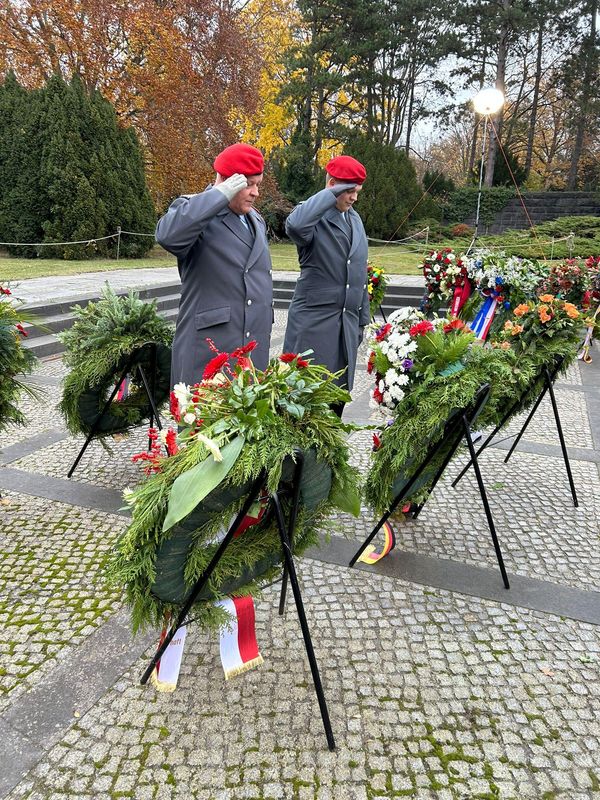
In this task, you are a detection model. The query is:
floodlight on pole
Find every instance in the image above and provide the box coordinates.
[468,87,505,254]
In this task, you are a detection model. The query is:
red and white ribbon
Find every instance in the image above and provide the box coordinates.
[216,596,263,679]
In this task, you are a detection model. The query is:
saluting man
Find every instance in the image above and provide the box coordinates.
[283,155,370,417]
[156,143,273,386]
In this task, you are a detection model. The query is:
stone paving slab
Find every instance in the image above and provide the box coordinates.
[4,560,600,800]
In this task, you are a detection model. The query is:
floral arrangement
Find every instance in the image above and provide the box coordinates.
[367,261,387,316]
[537,259,593,307]
[58,286,173,437]
[420,248,472,315]
[107,343,361,633]
[0,285,38,433]
[494,294,585,358]
[366,307,474,414]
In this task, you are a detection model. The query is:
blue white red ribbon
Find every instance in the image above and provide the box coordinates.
[357,521,396,564]
[217,596,263,679]
[470,295,498,340]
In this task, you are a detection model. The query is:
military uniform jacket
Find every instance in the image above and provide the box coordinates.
[155,188,273,387]
[283,188,370,390]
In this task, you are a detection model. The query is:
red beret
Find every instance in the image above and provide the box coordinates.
[326,155,367,183]
[213,143,264,178]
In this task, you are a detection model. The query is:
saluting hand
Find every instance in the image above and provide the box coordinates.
[330,182,357,197]
[214,173,248,201]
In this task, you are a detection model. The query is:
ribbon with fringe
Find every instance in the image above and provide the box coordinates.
[216,596,263,679]
[357,521,396,564]
[150,624,187,693]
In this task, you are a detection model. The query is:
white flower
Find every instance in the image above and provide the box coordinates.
[383,390,392,405]
[395,373,410,386]
[123,487,136,505]
[378,379,386,393]
[172,382,189,406]
[196,432,223,461]
[388,306,418,323]
[389,384,405,401]
[183,412,196,425]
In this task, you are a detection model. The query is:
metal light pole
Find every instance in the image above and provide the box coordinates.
[468,87,505,254]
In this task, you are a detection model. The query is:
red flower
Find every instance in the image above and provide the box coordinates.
[372,432,382,450]
[169,392,181,422]
[231,341,257,358]
[236,356,253,370]
[16,323,28,337]
[409,320,434,337]
[367,351,376,374]
[279,352,309,368]
[203,352,229,380]
[165,428,179,456]
[375,323,392,342]
[443,318,466,333]
[373,386,384,404]
[0,286,11,295]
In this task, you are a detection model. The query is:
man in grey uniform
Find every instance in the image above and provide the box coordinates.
[156,143,273,387]
[283,155,370,416]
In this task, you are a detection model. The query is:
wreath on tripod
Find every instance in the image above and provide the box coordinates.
[58,286,173,437]
[106,346,362,634]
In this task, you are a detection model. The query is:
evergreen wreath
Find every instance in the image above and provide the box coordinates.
[106,348,361,634]
[0,286,38,433]
[58,286,173,436]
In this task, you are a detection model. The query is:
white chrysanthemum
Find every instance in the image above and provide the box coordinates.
[389,384,405,401]
[183,412,196,425]
[405,340,418,353]
[385,368,401,385]
[378,379,386,393]
[383,390,392,405]
[395,373,410,386]
[388,306,418,324]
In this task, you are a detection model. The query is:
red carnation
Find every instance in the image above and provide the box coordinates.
[169,392,181,422]
[409,320,434,337]
[203,352,230,380]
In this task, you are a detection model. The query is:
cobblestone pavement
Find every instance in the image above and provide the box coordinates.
[1,301,599,799]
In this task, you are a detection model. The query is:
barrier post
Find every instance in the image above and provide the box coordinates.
[116,226,122,261]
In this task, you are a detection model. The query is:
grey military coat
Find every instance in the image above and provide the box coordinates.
[283,188,370,390]
[155,188,273,387]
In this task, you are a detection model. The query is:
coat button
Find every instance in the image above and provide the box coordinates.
[245,331,250,337]
[347,260,351,265]
[269,269,272,275]
[346,283,350,289]
[363,284,367,289]
[247,299,252,305]
[343,307,346,313]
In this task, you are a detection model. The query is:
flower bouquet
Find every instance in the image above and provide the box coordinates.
[537,259,592,308]
[367,261,387,316]
[420,248,471,315]
[465,250,546,340]
[0,285,38,433]
[107,343,361,633]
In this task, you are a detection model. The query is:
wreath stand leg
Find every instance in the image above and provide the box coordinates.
[140,459,336,751]
[452,357,577,507]
[349,385,509,588]
[67,343,164,478]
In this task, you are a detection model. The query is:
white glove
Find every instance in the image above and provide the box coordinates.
[214,173,248,201]
[330,182,357,197]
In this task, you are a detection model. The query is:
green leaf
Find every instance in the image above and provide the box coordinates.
[329,480,361,517]
[162,435,245,531]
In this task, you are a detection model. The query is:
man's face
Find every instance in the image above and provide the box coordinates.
[328,178,362,212]
[223,173,263,215]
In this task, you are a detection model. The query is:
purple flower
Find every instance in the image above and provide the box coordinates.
[402,358,414,370]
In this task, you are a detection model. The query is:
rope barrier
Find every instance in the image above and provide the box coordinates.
[0,233,118,247]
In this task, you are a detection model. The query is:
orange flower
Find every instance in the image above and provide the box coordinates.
[514,304,530,317]
[538,305,552,323]
[503,320,513,331]
[500,341,511,350]
[510,324,523,336]
[563,303,580,319]
[539,294,555,303]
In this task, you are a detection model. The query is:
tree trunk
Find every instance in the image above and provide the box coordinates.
[484,0,512,187]
[525,20,544,177]
[567,0,598,189]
